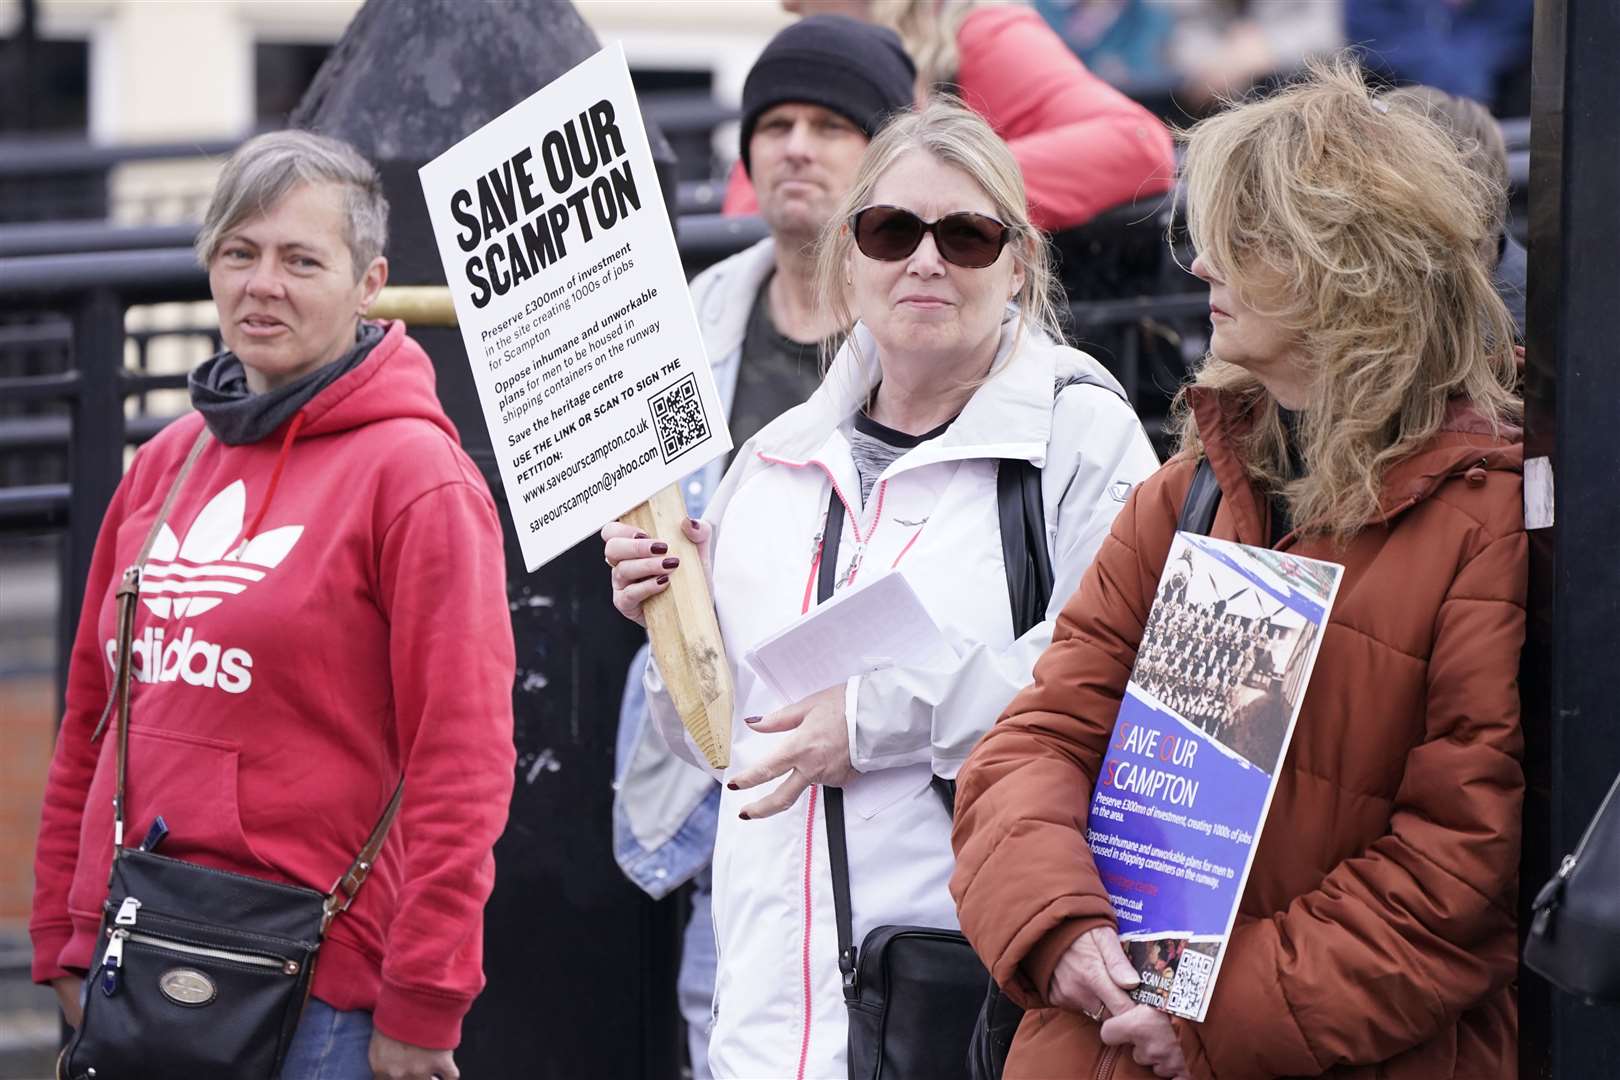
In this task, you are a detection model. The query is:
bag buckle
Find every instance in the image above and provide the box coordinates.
[839,945,858,996]
[323,861,369,927]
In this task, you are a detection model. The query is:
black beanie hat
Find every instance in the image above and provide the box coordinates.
[739,15,917,175]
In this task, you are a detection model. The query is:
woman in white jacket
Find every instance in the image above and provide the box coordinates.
[604,100,1158,1079]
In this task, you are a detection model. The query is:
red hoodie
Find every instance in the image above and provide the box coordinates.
[723,6,1176,231]
[30,321,516,1049]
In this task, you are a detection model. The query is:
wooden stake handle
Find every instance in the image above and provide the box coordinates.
[366,286,459,327]
[621,483,733,769]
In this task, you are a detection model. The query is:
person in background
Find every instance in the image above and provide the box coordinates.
[1033,0,1178,89]
[1348,0,1534,115]
[1166,0,1343,108]
[31,131,515,1080]
[723,0,1176,231]
[951,59,1524,1079]
[609,17,917,1078]
[607,100,1157,1078]
[1382,83,1525,340]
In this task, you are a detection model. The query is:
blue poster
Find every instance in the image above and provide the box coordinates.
[1086,532,1342,1020]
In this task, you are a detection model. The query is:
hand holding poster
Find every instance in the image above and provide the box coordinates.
[418,44,732,572]
[418,46,735,766]
[1086,533,1343,1021]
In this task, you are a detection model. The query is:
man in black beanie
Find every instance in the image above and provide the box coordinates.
[727,14,916,425]
[609,15,915,1080]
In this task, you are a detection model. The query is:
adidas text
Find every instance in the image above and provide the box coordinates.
[105,627,253,694]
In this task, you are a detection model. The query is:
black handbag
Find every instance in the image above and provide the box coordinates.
[818,454,1054,1080]
[60,427,403,1080]
[1524,767,1620,1003]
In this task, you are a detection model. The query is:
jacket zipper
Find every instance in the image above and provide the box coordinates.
[1094,1044,1119,1080]
[769,456,893,1079]
[795,784,820,1080]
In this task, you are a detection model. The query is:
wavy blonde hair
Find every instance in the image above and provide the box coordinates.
[868,0,992,93]
[1172,56,1520,542]
[813,96,1064,375]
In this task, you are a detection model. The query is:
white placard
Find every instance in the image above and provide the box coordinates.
[419,44,731,571]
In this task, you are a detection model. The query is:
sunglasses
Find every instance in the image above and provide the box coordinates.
[850,205,1015,269]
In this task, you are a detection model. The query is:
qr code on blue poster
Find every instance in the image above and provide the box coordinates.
[1167,943,1217,1018]
[649,372,711,465]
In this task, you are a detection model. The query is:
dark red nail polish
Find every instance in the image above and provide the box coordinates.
[743,715,761,725]
[726,781,739,790]
[656,575,669,585]
[662,557,680,570]
[738,811,750,820]
[651,542,669,555]
[689,518,701,530]
[634,531,648,540]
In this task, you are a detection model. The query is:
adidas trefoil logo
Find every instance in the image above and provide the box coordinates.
[141,480,304,618]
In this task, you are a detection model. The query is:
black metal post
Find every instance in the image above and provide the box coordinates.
[13,0,39,132]
[1520,0,1620,1076]
[58,288,126,710]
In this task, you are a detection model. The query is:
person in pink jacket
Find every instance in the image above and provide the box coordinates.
[722,0,1176,231]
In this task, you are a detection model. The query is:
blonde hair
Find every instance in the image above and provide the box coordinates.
[1381,84,1510,265]
[868,0,991,93]
[1171,55,1520,543]
[813,96,1064,373]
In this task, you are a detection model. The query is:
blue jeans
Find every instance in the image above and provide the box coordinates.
[280,999,374,1080]
[677,869,716,1080]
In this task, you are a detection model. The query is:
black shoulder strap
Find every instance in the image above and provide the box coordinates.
[816,487,860,1000]
[936,456,1057,820]
[825,776,858,1001]
[1177,457,1221,536]
[996,457,1055,640]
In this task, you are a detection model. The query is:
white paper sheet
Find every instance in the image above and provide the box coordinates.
[743,570,957,706]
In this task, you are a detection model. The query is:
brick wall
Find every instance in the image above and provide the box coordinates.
[0,676,55,926]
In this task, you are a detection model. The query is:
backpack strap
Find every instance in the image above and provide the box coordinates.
[996,458,1055,641]
[1177,457,1221,536]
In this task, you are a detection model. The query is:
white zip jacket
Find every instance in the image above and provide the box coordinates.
[645,315,1159,1080]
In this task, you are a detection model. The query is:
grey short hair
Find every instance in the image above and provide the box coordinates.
[196,130,389,280]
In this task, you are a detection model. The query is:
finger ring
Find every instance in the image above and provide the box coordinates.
[1083,1004,1105,1022]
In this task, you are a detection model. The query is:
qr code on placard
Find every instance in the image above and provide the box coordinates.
[648,372,711,466]
[1166,944,1216,1017]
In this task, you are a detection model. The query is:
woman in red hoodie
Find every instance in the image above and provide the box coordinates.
[30,131,516,1080]
[722,0,1176,231]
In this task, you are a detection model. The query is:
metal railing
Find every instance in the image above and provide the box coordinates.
[0,205,1199,536]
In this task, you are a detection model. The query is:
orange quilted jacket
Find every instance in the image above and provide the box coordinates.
[951,387,1526,1080]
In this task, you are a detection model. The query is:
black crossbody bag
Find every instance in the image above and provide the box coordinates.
[61,428,403,1080]
[818,454,1056,1080]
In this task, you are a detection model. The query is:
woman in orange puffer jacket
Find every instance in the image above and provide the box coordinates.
[951,58,1526,1080]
